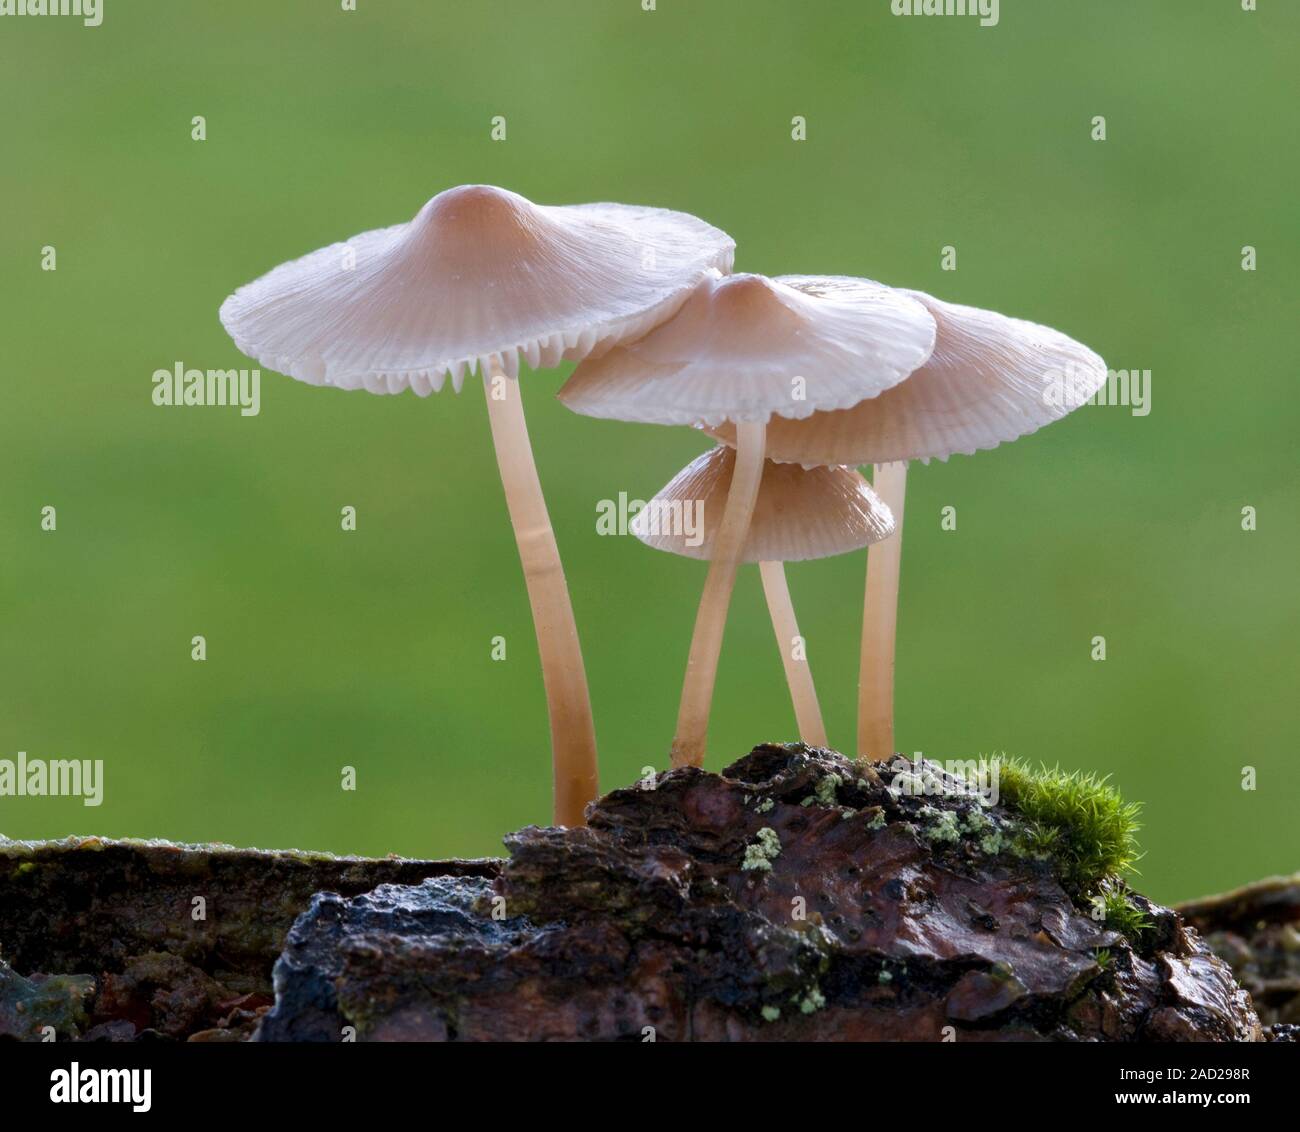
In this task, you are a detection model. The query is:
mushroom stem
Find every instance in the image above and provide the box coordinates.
[482,369,598,826]
[670,420,767,768]
[759,559,828,748]
[858,461,908,760]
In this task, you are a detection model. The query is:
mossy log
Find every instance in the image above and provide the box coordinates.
[256,745,1260,1041]
[0,747,1277,1042]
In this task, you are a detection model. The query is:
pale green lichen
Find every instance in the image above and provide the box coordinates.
[761,1005,781,1022]
[878,968,893,984]
[814,773,840,806]
[917,805,961,845]
[888,759,949,799]
[962,809,1007,854]
[889,769,925,797]
[755,797,774,814]
[796,984,826,1014]
[865,808,886,831]
[742,827,782,872]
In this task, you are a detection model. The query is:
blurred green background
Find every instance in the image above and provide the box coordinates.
[1,1,1295,903]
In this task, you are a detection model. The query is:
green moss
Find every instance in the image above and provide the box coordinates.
[1008,821,1060,863]
[995,758,1141,890]
[741,827,782,872]
[1095,880,1154,940]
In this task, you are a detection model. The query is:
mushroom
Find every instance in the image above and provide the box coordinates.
[704,288,1107,758]
[560,272,935,766]
[218,184,735,825]
[631,445,896,748]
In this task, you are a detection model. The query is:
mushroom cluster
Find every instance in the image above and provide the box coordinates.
[220,184,1105,828]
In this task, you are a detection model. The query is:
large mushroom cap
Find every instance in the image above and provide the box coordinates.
[631,445,895,563]
[705,288,1107,466]
[218,184,735,396]
[558,273,937,427]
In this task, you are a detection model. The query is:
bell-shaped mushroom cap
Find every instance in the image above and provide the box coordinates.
[218,184,735,396]
[558,273,936,427]
[705,288,1107,466]
[631,445,895,564]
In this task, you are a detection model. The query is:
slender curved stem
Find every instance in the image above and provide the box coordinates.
[670,421,767,768]
[759,559,828,748]
[858,461,908,760]
[482,369,598,826]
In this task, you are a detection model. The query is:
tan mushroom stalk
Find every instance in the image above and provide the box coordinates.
[858,461,907,758]
[705,289,1107,759]
[632,445,895,748]
[218,184,734,825]
[560,272,935,767]
[760,562,825,746]
[675,420,765,767]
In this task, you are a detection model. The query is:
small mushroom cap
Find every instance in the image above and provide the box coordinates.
[558,273,937,427]
[218,184,735,396]
[630,445,895,563]
[705,289,1107,465]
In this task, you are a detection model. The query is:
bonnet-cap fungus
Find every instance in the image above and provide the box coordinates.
[559,272,936,428]
[219,184,735,825]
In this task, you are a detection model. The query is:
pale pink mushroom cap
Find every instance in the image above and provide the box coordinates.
[630,445,895,564]
[218,185,736,396]
[705,288,1107,466]
[558,273,937,427]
